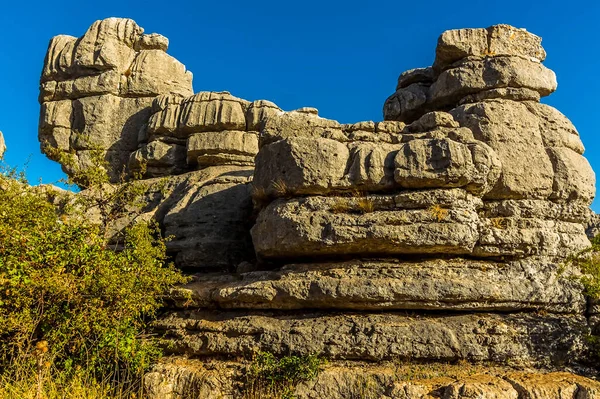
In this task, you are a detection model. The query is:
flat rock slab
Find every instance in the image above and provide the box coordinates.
[153,311,589,366]
[173,258,585,313]
[251,191,589,260]
[145,359,600,399]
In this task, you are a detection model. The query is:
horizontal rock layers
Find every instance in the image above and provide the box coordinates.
[155,311,587,366]
[172,258,585,313]
[39,18,193,181]
[38,19,600,396]
[145,359,600,399]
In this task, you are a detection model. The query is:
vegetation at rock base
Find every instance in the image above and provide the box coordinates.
[0,150,188,398]
[243,352,324,399]
[568,235,600,300]
[566,234,600,361]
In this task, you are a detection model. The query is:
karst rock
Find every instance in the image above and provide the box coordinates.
[38,19,600,398]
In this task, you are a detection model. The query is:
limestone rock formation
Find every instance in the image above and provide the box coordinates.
[0,131,5,158]
[145,360,600,399]
[38,19,275,271]
[38,19,600,398]
[39,18,193,182]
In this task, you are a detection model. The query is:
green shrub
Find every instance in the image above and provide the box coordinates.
[567,235,600,299]
[244,352,324,399]
[0,150,188,395]
[566,235,600,363]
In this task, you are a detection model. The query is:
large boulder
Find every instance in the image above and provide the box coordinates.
[39,18,193,182]
[384,24,555,124]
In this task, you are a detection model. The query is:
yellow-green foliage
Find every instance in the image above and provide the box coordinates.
[244,352,324,399]
[428,204,448,222]
[568,235,600,300]
[489,217,507,230]
[0,153,188,395]
[566,235,600,360]
[0,370,137,399]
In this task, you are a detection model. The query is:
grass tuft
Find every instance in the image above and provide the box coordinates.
[428,204,448,222]
[271,179,290,197]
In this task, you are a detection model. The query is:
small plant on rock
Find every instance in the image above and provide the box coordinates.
[428,204,448,222]
[271,179,291,197]
[566,235,600,299]
[489,217,507,230]
[251,184,270,208]
[330,198,352,214]
[243,352,324,399]
[564,235,600,362]
[356,197,375,214]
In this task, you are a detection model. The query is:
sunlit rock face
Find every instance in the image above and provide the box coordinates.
[0,131,5,158]
[39,19,600,397]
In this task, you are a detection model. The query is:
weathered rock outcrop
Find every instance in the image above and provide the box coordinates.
[38,19,275,270]
[39,18,193,181]
[38,20,600,397]
[145,360,600,399]
[0,131,5,158]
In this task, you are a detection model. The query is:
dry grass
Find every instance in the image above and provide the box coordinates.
[271,179,290,197]
[428,204,448,222]
[489,217,507,230]
[356,197,375,214]
[393,359,484,382]
[344,374,379,399]
[330,198,352,214]
[242,380,292,399]
[0,373,142,399]
[251,185,270,208]
[329,194,376,215]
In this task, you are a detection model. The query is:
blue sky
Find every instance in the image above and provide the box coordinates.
[0,0,598,209]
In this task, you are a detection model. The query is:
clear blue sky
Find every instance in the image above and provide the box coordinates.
[1,1,598,210]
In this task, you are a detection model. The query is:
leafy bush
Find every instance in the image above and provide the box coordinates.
[244,352,324,399]
[567,235,600,299]
[566,234,600,362]
[0,150,188,395]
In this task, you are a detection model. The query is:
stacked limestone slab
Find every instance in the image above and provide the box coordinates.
[152,25,600,395]
[39,18,192,181]
[38,20,600,397]
[145,359,600,399]
[37,18,279,271]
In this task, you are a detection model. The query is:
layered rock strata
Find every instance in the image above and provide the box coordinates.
[39,18,193,181]
[38,20,600,397]
[144,360,600,399]
[37,19,276,270]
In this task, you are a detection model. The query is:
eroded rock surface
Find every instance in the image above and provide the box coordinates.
[144,360,600,399]
[38,19,600,396]
[39,18,193,181]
